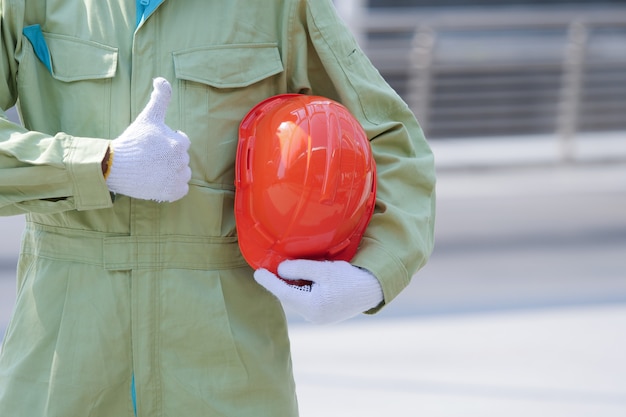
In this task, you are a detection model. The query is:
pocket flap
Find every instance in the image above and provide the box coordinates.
[45,33,118,82]
[173,43,283,88]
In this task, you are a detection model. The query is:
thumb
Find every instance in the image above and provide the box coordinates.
[254,268,283,294]
[255,268,303,298]
[137,77,172,122]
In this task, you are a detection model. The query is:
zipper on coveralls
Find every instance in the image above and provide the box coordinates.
[131,374,138,416]
[131,2,166,415]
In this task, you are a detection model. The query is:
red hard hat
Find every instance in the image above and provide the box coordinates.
[235,94,376,274]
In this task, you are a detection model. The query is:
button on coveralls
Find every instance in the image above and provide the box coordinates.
[0,0,436,416]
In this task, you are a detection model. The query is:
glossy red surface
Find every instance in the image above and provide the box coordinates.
[235,94,376,274]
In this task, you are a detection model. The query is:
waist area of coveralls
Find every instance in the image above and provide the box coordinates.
[20,222,248,271]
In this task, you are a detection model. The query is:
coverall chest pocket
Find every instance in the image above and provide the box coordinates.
[18,29,118,138]
[173,44,284,187]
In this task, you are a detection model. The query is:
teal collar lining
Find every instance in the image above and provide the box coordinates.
[136,0,165,29]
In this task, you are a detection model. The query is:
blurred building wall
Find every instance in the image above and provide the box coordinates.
[368,0,626,7]
[335,1,626,146]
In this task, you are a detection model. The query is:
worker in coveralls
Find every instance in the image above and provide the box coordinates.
[0,1,436,416]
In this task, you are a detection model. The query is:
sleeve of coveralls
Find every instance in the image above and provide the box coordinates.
[292,0,436,312]
[0,2,113,216]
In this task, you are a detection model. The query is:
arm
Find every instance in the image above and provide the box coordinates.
[0,1,112,215]
[300,0,436,310]
[255,0,436,322]
[0,113,113,215]
[0,79,191,215]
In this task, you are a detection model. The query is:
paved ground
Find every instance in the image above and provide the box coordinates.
[291,304,626,417]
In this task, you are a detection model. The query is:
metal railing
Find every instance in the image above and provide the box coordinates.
[357,6,626,159]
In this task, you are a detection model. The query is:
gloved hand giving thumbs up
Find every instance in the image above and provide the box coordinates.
[106,77,192,202]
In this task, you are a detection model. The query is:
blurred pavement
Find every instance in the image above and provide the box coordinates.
[291,304,626,417]
[1,131,625,416]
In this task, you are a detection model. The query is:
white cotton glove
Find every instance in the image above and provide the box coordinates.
[106,77,192,202]
[254,259,384,325]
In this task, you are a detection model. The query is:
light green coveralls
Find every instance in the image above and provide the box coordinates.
[0,0,436,416]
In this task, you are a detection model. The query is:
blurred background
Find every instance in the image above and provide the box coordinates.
[1,1,626,416]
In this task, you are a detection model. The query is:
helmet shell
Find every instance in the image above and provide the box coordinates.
[235,94,376,274]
